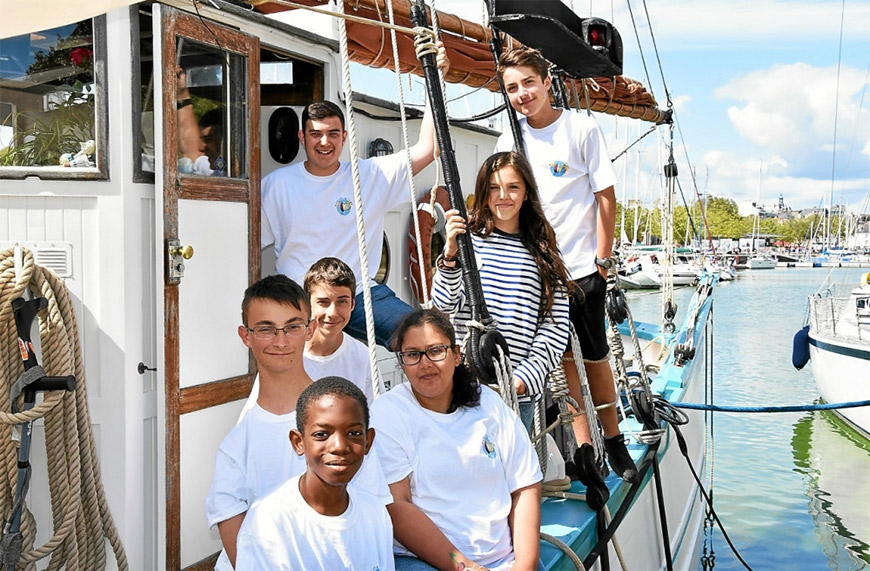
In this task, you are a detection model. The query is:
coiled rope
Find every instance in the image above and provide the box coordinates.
[0,247,127,570]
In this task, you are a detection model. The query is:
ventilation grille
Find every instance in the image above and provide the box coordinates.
[1,242,73,278]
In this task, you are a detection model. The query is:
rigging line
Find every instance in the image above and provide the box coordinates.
[265,0,436,41]
[675,176,699,245]
[445,75,497,103]
[830,0,846,241]
[669,109,713,249]
[625,0,656,102]
[834,50,870,203]
[640,0,671,108]
[385,0,429,306]
[353,103,506,124]
[610,124,657,162]
[336,0,382,398]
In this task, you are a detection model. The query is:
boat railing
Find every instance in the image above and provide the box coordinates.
[809,295,867,342]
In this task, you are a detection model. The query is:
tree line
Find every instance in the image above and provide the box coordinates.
[616,196,840,246]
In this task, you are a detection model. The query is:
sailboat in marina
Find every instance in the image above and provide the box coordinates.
[0,0,716,569]
[800,272,870,437]
[747,161,777,270]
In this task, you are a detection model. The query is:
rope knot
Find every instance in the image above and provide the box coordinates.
[412,27,437,60]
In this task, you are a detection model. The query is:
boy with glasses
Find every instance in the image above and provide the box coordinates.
[205,275,390,571]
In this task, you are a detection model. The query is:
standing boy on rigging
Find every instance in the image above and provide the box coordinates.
[495,46,639,488]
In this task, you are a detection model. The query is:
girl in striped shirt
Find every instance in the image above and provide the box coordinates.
[432,151,573,429]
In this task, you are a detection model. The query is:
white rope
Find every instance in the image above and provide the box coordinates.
[567,325,606,462]
[0,248,128,569]
[337,0,382,398]
[492,345,518,414]
[265,0,436,42]
[385,0,429,306]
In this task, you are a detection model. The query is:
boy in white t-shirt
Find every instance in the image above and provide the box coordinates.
[303,257,380,402]
[205,276,390,570]
[239,257,379,418]
[235,376,394,571]
[494,46,639,504]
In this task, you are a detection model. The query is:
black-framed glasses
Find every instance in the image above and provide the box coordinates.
[244,321,310,340]
[396,344,451,366]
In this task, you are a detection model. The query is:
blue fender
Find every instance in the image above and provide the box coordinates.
[792,325,811,370]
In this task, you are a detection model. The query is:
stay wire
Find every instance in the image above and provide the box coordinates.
[657,398,752,570]
[640,0,671,108]
[624,0,655,102]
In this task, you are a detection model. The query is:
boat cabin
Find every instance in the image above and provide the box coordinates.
[0,2,498,567]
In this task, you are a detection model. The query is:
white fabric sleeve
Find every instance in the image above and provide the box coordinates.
[205,445,249,529]
[492,395,543,492]
[260,181,276,248]
[431,263,465,314]
[512,289,570,399]
[372,152,413,211]
[370,398,414,485]
[580,117,617,193]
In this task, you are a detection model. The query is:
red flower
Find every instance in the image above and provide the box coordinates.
[69,47,92,67]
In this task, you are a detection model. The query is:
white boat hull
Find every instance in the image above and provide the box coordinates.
[808,335,870,437]
[747,257,776,270]
[541,278,714,570]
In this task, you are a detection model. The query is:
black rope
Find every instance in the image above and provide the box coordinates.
[582,442,658,570]
[353,104,506,124]
[652,393,752,570]
[652,455,674,571]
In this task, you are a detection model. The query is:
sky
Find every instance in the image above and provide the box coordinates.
[329,0,870,216]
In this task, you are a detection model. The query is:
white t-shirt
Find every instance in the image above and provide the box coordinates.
[206,403,391,571]
[371,384,542,570]
[495,110,617,278]
[261,153,410,293]
[305,333,380,403]
[235,474,395,571]
[238,337,379,420]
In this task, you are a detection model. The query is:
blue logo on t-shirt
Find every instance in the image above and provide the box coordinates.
[549,160,568,177]
[335,197,352,215]
[481,434,496,458]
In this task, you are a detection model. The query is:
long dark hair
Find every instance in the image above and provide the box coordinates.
[391,309,480,412]
[468,151,574,319]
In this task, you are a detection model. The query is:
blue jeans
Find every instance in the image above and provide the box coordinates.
[346,284,414,349]
[395,556,438,571]
[518,401,535,434]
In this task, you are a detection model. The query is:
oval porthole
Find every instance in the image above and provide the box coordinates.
[375,232,390,285]
[268,107,299,164]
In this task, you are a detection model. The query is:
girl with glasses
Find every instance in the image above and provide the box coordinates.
[371,308,542,571]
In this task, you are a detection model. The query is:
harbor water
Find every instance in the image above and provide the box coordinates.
[626,267,870,570]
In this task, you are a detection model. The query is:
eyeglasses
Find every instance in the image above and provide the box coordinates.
[396,344,451,366]
[244,322,310,340]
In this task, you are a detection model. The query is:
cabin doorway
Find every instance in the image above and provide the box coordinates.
[154,5,260,568]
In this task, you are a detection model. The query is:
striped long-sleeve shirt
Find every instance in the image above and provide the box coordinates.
[432,229,570,403]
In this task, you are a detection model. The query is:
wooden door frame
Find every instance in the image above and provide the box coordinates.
[160,7,260,569]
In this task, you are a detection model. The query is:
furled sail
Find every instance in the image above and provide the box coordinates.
[251,0,667,122]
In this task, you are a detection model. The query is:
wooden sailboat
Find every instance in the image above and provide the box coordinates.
[0,1,715,568]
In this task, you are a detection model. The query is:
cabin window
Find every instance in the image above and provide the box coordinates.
[134,5,155,182]
[176,38,248,179]
[260,49,323,106]
[0,16,107,179]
